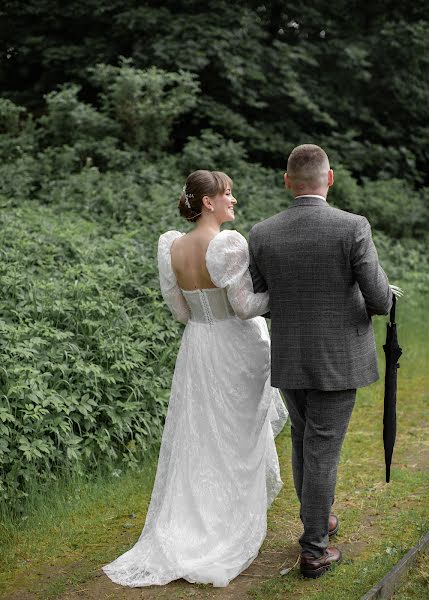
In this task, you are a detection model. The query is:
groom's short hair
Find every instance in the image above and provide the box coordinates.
[287,144,330,184]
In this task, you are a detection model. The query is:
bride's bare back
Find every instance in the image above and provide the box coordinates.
[170,230,218,291]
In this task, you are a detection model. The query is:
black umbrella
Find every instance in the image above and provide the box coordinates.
[383,294,402,483]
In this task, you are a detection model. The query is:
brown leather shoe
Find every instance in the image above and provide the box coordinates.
[329,513,339,536]
[300,546,342,578]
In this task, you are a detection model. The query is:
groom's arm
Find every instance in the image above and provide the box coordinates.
[248,228,271,319]
[351,217,393,315]
[248,228,268,293]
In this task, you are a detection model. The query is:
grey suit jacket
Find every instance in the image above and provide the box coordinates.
[249,196,393,390]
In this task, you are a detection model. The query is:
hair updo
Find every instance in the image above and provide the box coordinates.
[178,170,232,222]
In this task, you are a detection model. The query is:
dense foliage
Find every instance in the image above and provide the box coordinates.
[0,2,428,504]
[2,1,429,183]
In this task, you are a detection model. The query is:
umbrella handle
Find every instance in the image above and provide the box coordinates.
[390,293,396,324]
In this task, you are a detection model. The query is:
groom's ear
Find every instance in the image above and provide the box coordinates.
[284,173,292,189]
[328,169,334,187]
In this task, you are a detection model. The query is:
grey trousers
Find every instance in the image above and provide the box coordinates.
[281,388,356,558]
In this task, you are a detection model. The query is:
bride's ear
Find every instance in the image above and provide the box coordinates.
[202,195,213,211]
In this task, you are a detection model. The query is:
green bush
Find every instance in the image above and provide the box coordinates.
[361,178,428,239]
[328,165,428,239]
[373,232,429,293]
[0,99,28,137]
[88,59,199,153]
[0,204,181,503]
[39,84,119,149]
[180,129,249,174]
[0,99,38,201]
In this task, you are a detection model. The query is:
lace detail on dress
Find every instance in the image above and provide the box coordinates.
[199,290,215,325]
[182,288,235,323]
[206,230,269,320]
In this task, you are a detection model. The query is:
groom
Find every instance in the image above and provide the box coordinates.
[248,144,392,578]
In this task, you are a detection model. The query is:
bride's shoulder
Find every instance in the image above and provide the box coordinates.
[207,230,249,259]
[209,229,248,250]
[158,230,184,251]
[157,231,185,276]
[206,230,249,287]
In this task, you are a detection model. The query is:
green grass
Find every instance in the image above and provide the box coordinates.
[0,449,159,594]
[0,290,428,600]
[392,550,429,599]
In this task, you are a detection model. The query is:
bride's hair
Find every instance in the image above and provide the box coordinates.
[178,170,232,222]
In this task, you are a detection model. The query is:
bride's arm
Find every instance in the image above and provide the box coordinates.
[206,230,269,320]
[158,274,190,324]
[227,268,270,320]
[158,233,190,325]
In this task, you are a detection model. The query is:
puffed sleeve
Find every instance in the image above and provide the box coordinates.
[157,231,190,324]
[205,230,269,320]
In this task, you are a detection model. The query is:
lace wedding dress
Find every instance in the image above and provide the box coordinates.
[101,230,288,588]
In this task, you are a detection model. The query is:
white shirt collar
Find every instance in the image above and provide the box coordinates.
[294,194,327,201]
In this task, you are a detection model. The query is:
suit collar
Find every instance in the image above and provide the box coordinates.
[291,195,328,208]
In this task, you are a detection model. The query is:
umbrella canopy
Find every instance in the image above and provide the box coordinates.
[383,294,402,483]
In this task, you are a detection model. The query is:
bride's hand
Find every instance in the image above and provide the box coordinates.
[390,284,404,298]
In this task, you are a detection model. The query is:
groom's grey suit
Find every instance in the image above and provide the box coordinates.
[249,195,392,557]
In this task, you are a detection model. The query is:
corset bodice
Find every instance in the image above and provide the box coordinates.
[181,287,235,324]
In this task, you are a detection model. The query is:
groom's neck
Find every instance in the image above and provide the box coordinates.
[294,190,327,198]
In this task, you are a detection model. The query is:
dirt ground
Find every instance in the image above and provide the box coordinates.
[63,544,298,600]
[2,529,374,600]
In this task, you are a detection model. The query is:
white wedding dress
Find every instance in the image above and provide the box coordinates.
[101,229,288,588]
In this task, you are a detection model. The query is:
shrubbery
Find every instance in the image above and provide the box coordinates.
[0,62,427,505]
[0,203,185,502]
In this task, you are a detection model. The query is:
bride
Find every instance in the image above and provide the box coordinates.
[101,169,288,588]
